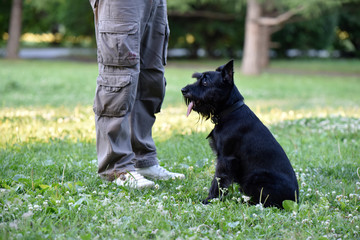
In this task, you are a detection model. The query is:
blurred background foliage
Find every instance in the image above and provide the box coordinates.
[0,0,359,58]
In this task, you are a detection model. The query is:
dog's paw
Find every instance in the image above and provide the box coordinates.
[201,198,211,205]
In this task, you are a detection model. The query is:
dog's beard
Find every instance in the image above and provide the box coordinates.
[184,97,214,120]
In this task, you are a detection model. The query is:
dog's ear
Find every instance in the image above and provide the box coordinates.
[220,60,234,84]
[192,72,202,79]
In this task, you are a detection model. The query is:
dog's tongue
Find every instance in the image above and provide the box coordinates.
[186,101,194,117]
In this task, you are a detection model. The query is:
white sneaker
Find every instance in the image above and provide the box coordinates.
[115,171,155,189]
[136,165,185,180]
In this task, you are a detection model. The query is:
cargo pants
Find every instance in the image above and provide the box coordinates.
[89,0,169,180]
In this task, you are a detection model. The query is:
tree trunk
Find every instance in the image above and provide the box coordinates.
[241,0,262,75]
[241,0,301,75]
[259,25,271,69]
[6,0,23,59]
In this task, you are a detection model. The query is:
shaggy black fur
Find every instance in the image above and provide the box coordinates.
[181,60,299,208]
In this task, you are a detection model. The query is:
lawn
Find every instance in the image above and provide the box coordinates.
[0,58,360,239]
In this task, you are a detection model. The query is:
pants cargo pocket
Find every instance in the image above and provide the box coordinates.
[97,20,140,67]
[93,74,134,117]
[162,24,169,66]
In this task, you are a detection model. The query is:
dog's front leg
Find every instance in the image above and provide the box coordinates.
[203,158,232,204]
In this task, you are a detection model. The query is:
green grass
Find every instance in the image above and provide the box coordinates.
[1,59,360,239]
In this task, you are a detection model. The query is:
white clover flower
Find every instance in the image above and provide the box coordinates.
[203,187,208,191]
[176,185,182,190]
[34,205,41,211]
[157,203,164,211]
[22,211,33,219]
[210,198,219,203]
[255,203,264,210]
[9,221,18,229]
[242,195,251,203]
[154,184,160,190]
[162,196,168,201]
[68,202,74,206]
[66,191,70,195]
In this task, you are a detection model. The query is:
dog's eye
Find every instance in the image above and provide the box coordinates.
[202,76,209,87]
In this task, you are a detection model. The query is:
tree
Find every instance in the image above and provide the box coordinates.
[167,0,246,58]
[272,14,338,57]
[241,0,306,75]
[0,0,12,39]
[336,2,360,57]
[6,0,22,59]
[241,0,360,75]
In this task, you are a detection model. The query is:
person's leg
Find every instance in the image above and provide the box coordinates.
[130,0,167,168]
[130,70,165,168]
[131,0,184,180]
[91,0,155,186]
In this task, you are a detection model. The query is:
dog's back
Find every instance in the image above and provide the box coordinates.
[211,104,299,207]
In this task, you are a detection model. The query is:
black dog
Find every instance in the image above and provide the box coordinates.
[181,60,299,208]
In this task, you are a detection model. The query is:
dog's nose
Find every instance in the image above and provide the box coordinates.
[181,87,188,95]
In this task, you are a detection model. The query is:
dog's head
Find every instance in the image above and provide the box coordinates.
[181,60,236,120]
